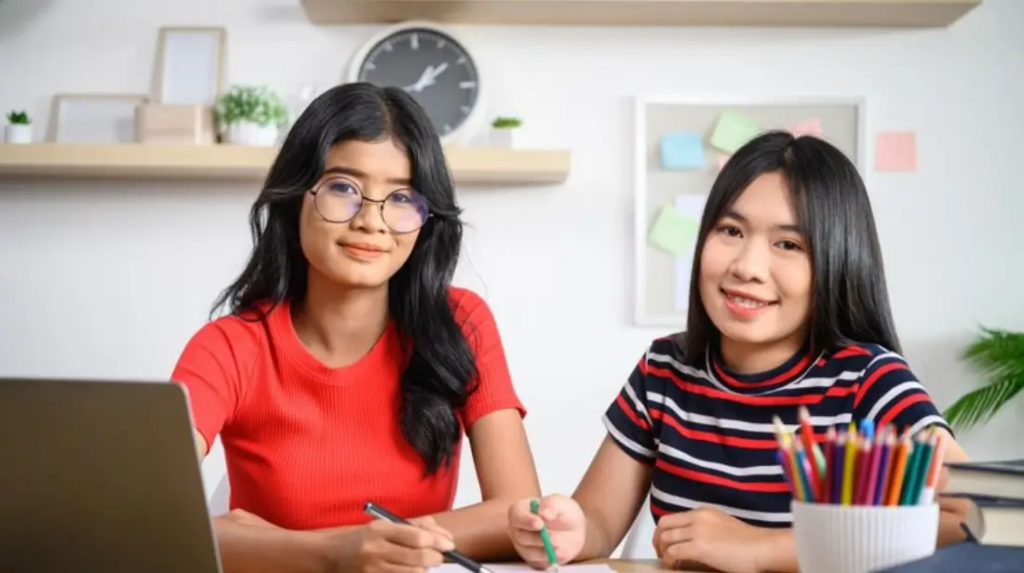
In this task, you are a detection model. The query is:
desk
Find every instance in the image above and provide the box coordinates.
[571,559,704,573]
[588,559,668,572]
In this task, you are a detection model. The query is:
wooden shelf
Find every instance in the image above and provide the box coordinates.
[0,144,570,186]
[299,0,982,28]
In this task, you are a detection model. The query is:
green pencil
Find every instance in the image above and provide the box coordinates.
[899,437,925,505]
[530,499,558,569]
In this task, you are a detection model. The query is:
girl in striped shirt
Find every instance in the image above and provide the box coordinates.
[507,131,972,573]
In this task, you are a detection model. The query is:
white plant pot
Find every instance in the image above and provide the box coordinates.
[226,121,279,146]
[5,124,32,144]
[489,128,518,149]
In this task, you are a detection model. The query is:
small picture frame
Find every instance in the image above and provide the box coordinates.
[47,93,149,144]
[152,26,227,106]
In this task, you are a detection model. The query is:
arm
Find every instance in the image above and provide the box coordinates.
[429,408,542,560]
[575,348,659,560]
[574,436,654,560]
[933,428,972,546]
[176,324,330,573]
[426,290,541,559]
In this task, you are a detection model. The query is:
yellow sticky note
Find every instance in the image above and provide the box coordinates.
[648,205,700,256]
[709,110,761,154]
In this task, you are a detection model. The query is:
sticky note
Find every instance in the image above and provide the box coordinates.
[875,132,917,172]
[709,110,761,154]
[716,154,731,170]
[659,133,705,169]
[788,118,823,138]
[648,204,700,256]
[673,195,708,311]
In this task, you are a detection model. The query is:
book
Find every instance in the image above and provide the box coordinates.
[962,495,1024,547]
[943,459,1024,500]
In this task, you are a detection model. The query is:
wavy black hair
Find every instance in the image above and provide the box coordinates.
[211,82,477,474]
[682,130,901,363]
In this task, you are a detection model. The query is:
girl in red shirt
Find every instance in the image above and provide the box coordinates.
[171,83,541,573]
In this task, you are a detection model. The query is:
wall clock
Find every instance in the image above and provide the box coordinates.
[346,21,485,146]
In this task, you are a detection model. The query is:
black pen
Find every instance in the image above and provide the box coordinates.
[364,502,496,573]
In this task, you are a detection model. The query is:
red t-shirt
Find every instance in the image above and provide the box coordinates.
[170,287,525,530]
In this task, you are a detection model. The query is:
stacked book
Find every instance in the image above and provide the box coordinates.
[943,458,1024,547]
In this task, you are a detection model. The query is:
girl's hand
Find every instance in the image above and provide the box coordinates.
[334,516,455,573]
[654,506,774,573]
[508,494,586,569]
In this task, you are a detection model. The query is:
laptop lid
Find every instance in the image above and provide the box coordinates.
[0,378,222,573]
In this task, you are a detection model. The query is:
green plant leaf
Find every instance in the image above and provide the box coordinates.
[943,327,1024,431]
[215,85,288,128]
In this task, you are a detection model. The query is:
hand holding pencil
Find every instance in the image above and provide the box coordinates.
[508,494,585,570]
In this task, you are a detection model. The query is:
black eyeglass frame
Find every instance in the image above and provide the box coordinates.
[307,179,433,235]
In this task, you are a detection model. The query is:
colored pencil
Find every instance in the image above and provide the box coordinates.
[919,431,946,505]
[821,426,836,503]
[886,433,912,506]
[773,417,945,507]
[530,499,558,569]
[841,425,858,505]
[832,431,846,504]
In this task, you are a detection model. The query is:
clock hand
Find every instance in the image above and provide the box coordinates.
[429,62,449,78]
[404,65,435,92]
[415,62,450,91]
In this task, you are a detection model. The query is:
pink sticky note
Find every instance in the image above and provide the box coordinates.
[788,118,822,137]
[875,132,917,172]
[717,154,730,170]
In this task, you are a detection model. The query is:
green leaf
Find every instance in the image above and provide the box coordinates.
[215,85,288,128]
[943,327,1024,431]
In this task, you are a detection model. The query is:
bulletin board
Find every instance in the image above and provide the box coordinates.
[633,96,867,327]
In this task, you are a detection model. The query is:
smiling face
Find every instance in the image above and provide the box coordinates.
[298,138,424,290]
[698,171,813,367]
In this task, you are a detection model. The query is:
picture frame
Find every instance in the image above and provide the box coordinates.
[47,93,150,144]
[152,26,227,106]
[632,94,868,327]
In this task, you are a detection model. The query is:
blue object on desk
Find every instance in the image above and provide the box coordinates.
[660,133,705,170]
[873,541,1024,572]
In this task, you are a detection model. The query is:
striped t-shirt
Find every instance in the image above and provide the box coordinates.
[603,335,951,527]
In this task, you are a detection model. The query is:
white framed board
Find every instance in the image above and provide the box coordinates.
[632,95,867,327]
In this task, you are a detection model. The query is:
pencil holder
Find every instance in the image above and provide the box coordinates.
[792,501,939,573]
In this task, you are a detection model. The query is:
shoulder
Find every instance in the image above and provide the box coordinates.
[446,286,497,331]
[639,332,689,370]
[626,332,690,387]
[822,342,914,380]
[447,286,488,314]
[179,303,274,362]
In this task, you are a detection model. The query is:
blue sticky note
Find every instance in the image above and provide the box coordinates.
[659,133,706,170]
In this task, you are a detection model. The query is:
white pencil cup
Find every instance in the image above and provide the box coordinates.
[792,501,939,573]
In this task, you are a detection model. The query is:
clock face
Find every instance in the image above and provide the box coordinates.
[356,27,480,139]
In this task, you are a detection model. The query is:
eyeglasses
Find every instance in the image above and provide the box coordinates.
[309,177,431,234]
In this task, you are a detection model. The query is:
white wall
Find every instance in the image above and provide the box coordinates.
[1,0,1022,511]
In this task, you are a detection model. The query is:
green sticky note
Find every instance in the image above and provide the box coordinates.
[648,205,700,256]
[709,110,761,154]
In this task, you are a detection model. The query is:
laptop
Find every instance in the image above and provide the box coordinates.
[0,378,223,573]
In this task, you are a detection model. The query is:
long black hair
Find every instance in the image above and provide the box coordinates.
[682,130,901,363]
[212,82,478,474]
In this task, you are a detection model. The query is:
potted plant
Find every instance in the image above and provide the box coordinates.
[489,116,522,149]
[943,327,1024,431]
[216,85,288,146]
[5,110,32,144]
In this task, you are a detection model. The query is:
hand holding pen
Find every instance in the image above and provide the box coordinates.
[364,502,495,573]
[341,504,456,572]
